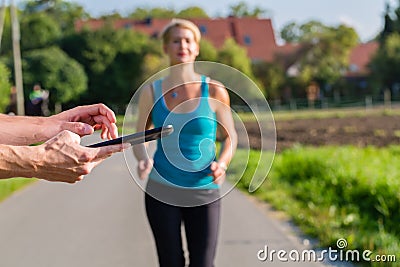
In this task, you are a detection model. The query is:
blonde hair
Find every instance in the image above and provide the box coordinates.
[160,18,201,45]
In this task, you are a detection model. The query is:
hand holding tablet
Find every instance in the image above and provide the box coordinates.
[86,125,174,148]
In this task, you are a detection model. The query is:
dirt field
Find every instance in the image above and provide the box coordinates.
[244,114,400,152]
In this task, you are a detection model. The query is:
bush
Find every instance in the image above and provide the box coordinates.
[232,146,400,266]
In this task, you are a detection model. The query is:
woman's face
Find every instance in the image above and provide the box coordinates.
[164,26,199,65]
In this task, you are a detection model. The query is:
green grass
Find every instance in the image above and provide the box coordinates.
[235,105,400,122]
[0,178,35,202]
[230,146,400,266]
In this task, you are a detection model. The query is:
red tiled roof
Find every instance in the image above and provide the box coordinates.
[223,17,277,61]
[273,43,305,68]
[346,41,379,77]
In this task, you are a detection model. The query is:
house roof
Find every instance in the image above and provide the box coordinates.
[346,41,379,77]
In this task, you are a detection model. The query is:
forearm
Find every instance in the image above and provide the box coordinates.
[218,131,237,166]
[0,144,39,179]
[132,144,150,161]
[1,130,126,182]
[0,114,54,145]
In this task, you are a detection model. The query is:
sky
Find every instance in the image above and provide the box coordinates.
[18,0,399,43]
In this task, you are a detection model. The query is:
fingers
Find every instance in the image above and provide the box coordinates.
[93,143,129,160]
[75,103,117,124]
[209,161,226,185]
[55,104,119,140]
[39,130,129,183]
[137,159,153,180]
[61,122,94,136]
[92,103,117,124]
[94,115,118,139]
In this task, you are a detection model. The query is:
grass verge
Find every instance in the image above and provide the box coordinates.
[0,178,35,203]
[230,146,400,266]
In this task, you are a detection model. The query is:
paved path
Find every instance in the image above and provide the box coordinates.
[0,135,340,266]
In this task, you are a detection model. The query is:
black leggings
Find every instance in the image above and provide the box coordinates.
[145,193,221,267]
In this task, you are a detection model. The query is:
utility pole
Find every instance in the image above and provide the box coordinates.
[10,0,24,115]
[0,0,6,49]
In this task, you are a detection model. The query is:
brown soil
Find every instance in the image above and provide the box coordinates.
[244,115,400,152]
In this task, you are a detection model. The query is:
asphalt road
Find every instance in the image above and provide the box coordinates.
[0,134,343,267]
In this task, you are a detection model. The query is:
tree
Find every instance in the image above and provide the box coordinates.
[22,46,87,109]
[177,7,209,18]
[229,1,268,18]
[197,39,218,61]
[22,0,89,34]
[218,38,253,77]
[280,22,301,43]
[0,7,12,56]
[252,62,285,99]
[280,20,328,43]
[60,26,153,107]
[128,7,176,19]
[20,12,61,51]
[369,33,400,95]
[217,38,264,104]
[0,61,11,112]
[98,29,157,106]
[380,3,395,42]
[281,21,359,94]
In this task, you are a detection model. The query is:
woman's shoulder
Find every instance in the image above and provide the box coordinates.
[207,78,229,102]
[138,83,155,101]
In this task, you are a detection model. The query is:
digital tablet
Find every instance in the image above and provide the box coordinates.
[86,125,174,148]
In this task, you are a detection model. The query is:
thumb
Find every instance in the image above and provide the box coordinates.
[210,161,218,171]
[138,160,146,171]
[62,122,94,136]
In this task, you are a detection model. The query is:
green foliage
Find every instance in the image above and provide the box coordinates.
[0,2,366,111]
[128,6,209,20]
[128,7,176,19]
[280,21,299,43]
[369,1,400,94]
[369,33,400,93]
[22,46,87,106]
[233,146,400,266]
[61,26,153,106]
[20,12,62,51]
[141,54,168,82]
[197,39,218,61]
[218,38,253,77]
[252,61,285,99]
[379,1,400,41]
[281,21,359,91]
[22,0,89,33]
[0,61,11,112]
[228,1,269,18]
[177,7,209,18]
[0,7,13,56]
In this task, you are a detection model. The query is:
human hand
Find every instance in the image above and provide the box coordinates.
[209,161,227,185]
[137,158,154,180]
[33,130,128,183]
[50,103,119,140]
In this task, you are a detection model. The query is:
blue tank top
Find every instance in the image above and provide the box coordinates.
[149,75,219,189]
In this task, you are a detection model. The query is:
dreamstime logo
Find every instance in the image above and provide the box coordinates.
[336,238,347,249]
[257,238,397,263]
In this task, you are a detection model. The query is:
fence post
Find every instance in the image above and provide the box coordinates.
[334,90,341,105]
[290,99,297,110]
[365,96,372,111]
[384,89,391,109]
